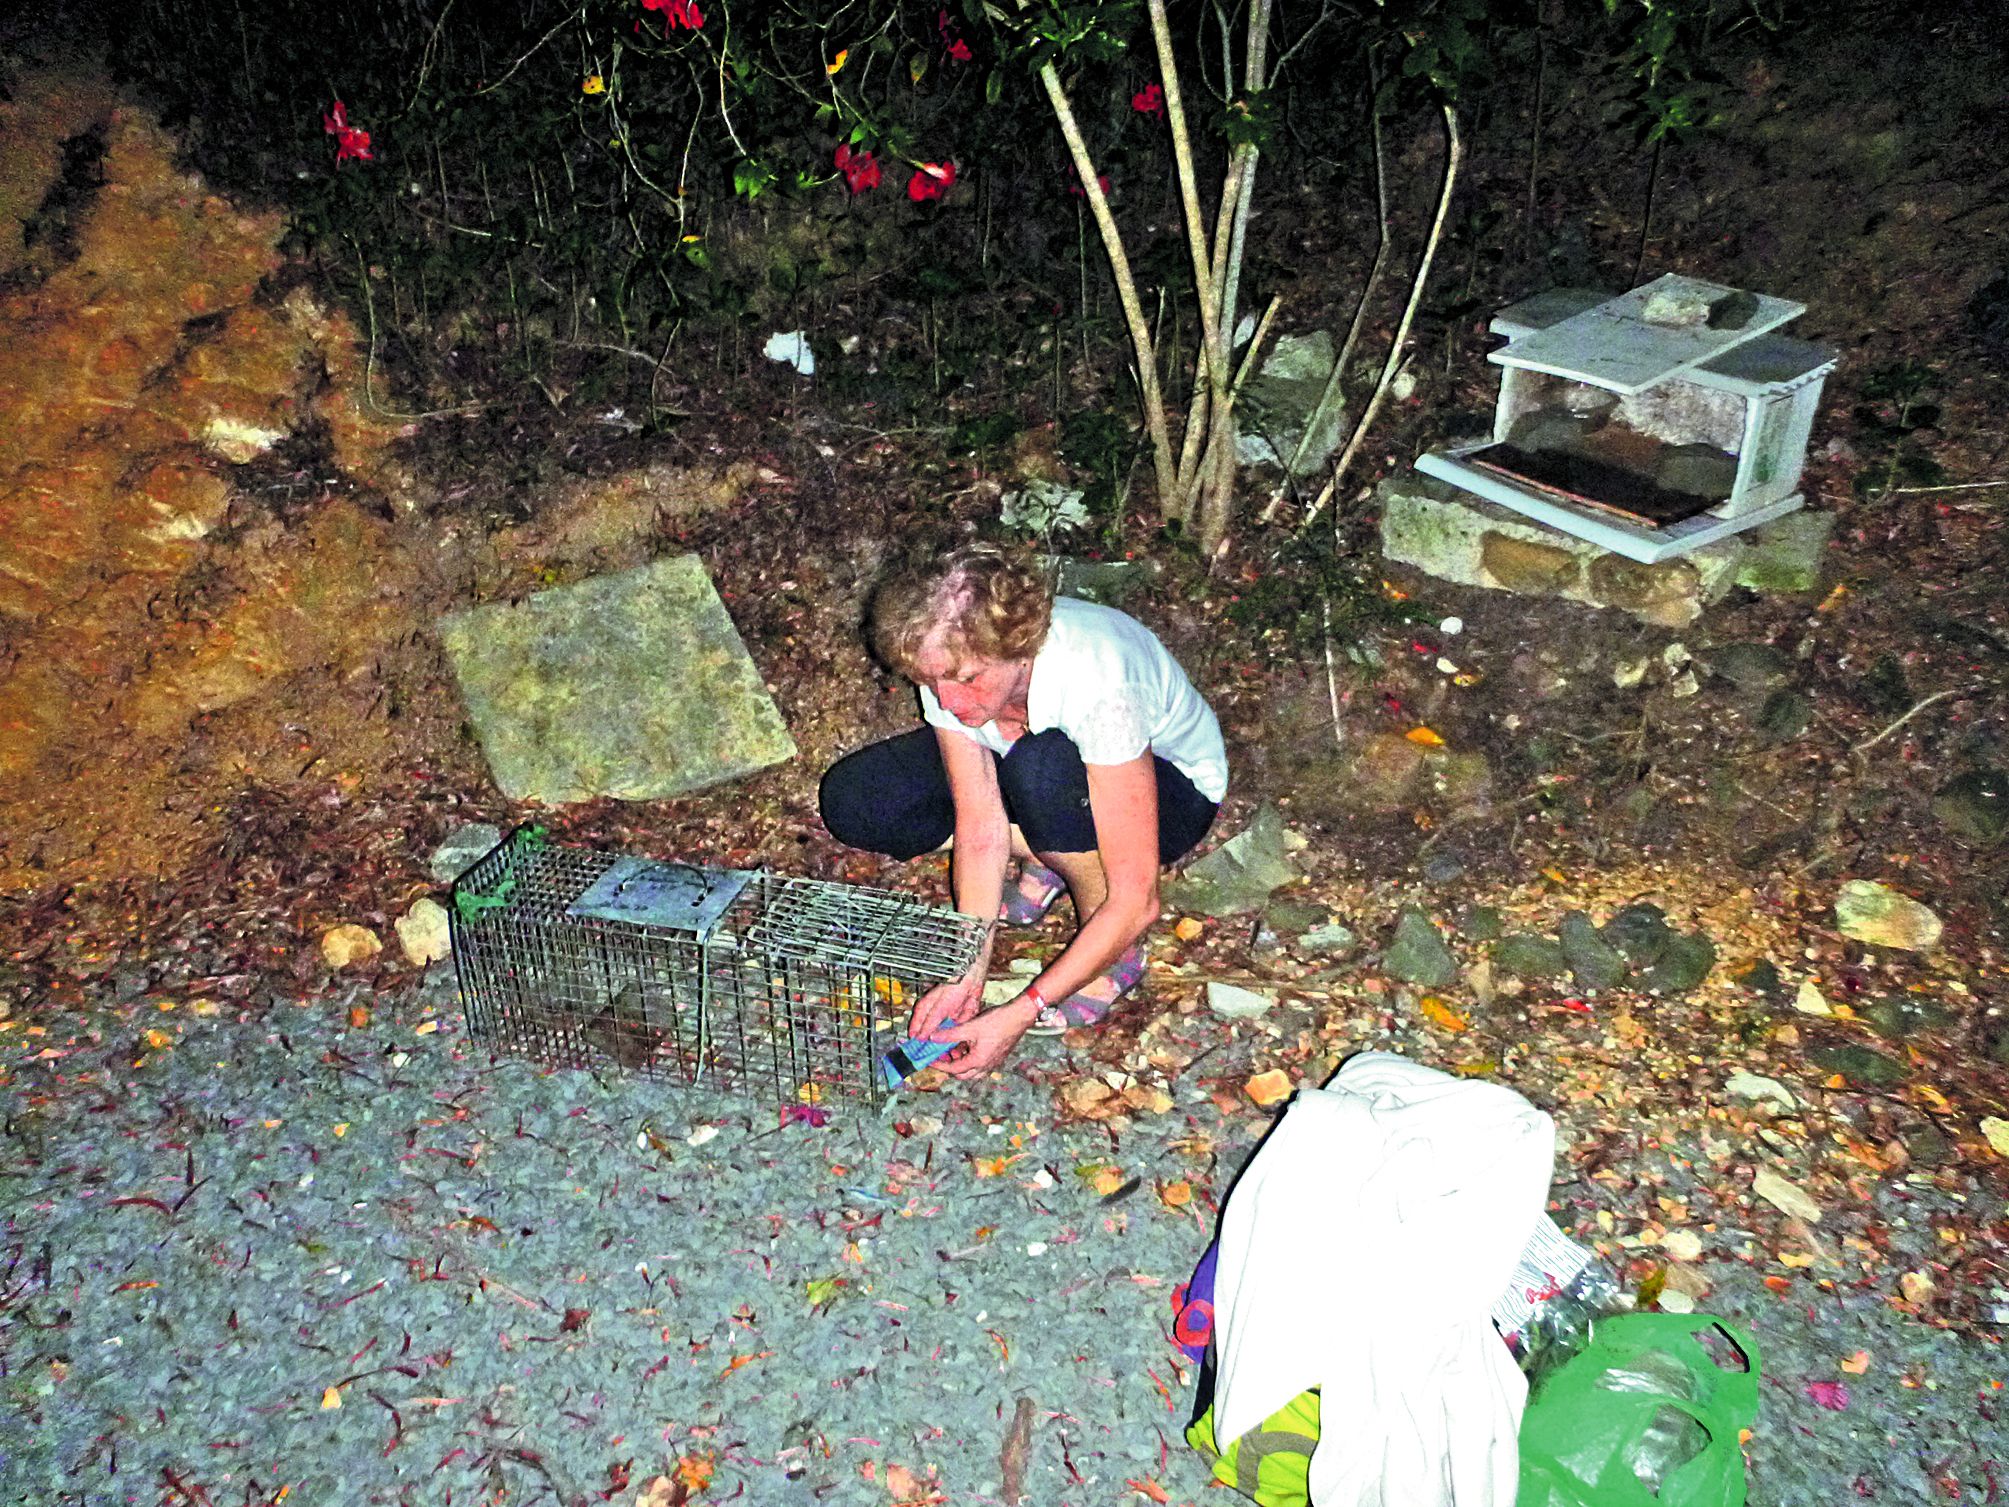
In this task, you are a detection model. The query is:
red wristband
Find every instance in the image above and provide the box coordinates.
[1023,984,1047,1014]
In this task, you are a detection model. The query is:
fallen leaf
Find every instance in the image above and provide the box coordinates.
[676,1454,715,1492]
[1121,1082,1175,1114]
[321,1386,342,1409]
[414,1020,439,1035]
[635,1475,688,1507]
[1900,1270,1936,1304]
[559,1307,589,1333]
[1752,1167,1822,1224]
[1158,1179,1193,1210]
[1057,1079,1125,1121]
[1840,1350,1871,1375]
[1244,1069,1293,1108]
[1659,1229,1703,1262]
[1125,1480,1171,1505]
[1802,1380,1851,1411]
[1793,980,1831,1017]
[1418,995,1469,1033]
[805,1276,846,1309]
[348,1004,371,1028]
[1405,726,1446,746]
[1173,917,1205,942]
[973,1154,1020,1178]
[144,1028,173,1050]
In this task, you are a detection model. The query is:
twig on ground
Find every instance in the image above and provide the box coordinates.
[1850,687,1964,757]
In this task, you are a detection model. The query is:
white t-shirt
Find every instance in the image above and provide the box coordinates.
[917,597,1228,802]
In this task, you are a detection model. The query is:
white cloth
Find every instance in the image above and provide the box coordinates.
[1210,1052,1556,1507]
[918,596,1228,801]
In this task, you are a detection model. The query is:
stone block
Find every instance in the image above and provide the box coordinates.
[437,555,796,805]
[1377,475,1745,626]
[1734,509,1833,594]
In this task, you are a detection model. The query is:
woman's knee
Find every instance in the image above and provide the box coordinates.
[819,732,954,861]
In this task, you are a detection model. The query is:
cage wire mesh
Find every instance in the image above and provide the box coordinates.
[450,829,990,1108]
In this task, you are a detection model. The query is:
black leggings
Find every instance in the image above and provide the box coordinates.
[820,727,1219,864]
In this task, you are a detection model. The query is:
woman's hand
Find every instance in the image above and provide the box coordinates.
[933,996,1038,1079]
[909,972,983,1040]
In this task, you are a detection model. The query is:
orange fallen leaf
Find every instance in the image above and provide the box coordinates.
[1418,995,1470,1034]
[1815,582,1850,613]
[1840,1350,1871,1375]
[348,1004,371,1028]
[1913,1084,1952,1112]
[1244,1069,1293,1108]
[1405,726,1446,746]
[1158,1179,1193,1210]
[1172,916,1206,942]
[144,1028,173,1050]
[1541,867,1568,883]
[1126,1479,1171,1504]
[973,1154,1021,1178]
[1763,1275,1793,1294]
[716,1350,772,1380]
[1085,1165,1126,1197]
[321,1386,343,1409]
[676,1452,716,1491]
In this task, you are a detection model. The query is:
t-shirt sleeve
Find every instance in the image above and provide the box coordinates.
[1065,686,1153,766]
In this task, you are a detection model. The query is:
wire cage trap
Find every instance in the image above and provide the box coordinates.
[450,830,991,1108]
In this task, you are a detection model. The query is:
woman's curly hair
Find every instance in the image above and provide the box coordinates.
[870,543,1054,681]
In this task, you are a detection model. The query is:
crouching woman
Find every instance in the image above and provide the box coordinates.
[819,544,1227,1079]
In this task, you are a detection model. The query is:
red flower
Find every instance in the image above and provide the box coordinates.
[322,100,373,164]
[907,160,957,202]
[937,9,973,61]
[1065,163,1111,198]
[834,143,882,195]
[1132,82,1165,120]
[642,0,704,33]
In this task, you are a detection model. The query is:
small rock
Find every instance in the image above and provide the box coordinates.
[1730,958,1783,998]
[1297,922,1358,955]
[1457,905,1503,942]
[1899,1270,1936,1305]
[1725,1072,1797,1111]
[1265,899,1331,934]
[1382,908,1456,987]
[1987,1022,2009,1068]
[1613,655,1651,690]
[1756,687,1813,741]
[1752,1166,1822,1223]
[1559,911,1628,990]
[1638,931,1716,995]
[1421,850,1466,884]
[1641,284,1716,327]
[1244,1069,1294,1108]
[1601,904,1673,967]
[1834,880,1942,952]
[1656,1288,1697,1315]
[394,898,452,966]
[1208,982,1277,1020]
[430,823,504,884]
[320,925,382,970]
[1703,642,1793,691]
[1903,1124,1951,1167]
[1667,669,1700,698]
[1859,995,1951,1042]
[1464,958,1496,1008]
[1493,933,1568,980]
[1932,768,2007,845]
[1794,980,1833,1017]
[1807,1041,1907,1087]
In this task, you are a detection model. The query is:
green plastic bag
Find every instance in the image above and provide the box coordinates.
[1518,1313,1761,1507]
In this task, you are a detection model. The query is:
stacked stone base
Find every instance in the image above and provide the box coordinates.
[1378,474,1832,627]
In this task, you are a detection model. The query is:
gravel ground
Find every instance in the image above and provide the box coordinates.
[1,963,2002,1505]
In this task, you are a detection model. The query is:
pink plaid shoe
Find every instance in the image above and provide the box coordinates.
[1025,943,1147,1035]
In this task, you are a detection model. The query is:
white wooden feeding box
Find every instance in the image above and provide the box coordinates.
[1416,275,1835,563]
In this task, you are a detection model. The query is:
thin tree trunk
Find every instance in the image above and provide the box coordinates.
[1038,62,1178,509]
[1301,104,1464,534]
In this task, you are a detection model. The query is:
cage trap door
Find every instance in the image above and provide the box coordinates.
[566,857,753,938]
